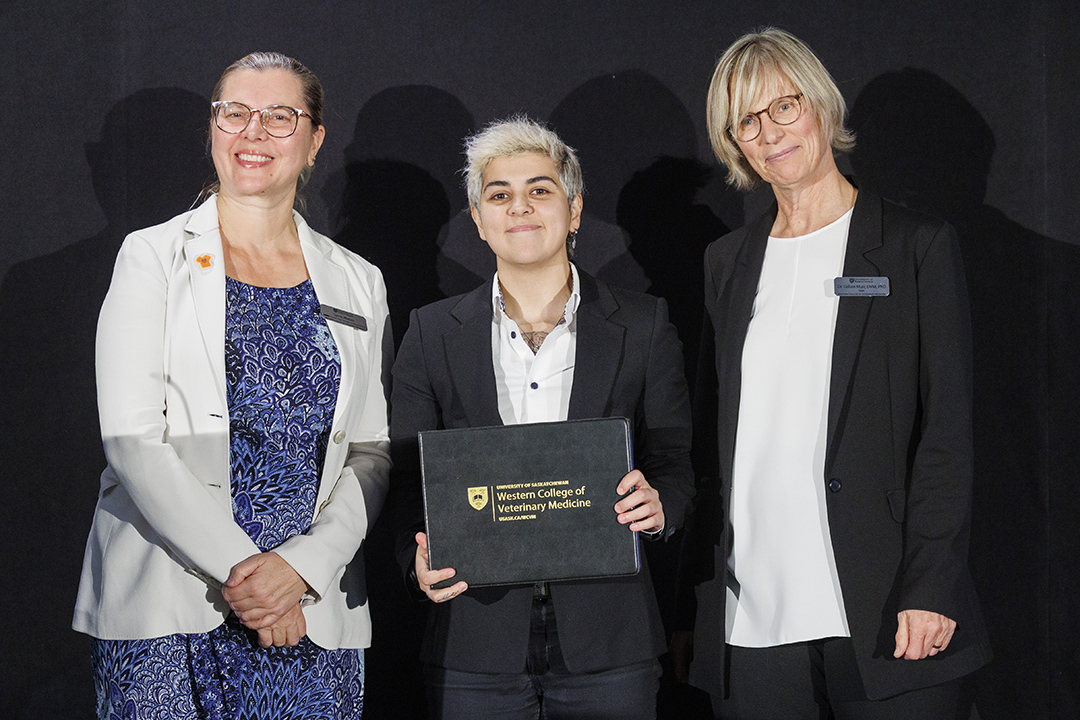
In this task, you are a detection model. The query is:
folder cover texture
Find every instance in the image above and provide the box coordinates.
[420,417,640,588]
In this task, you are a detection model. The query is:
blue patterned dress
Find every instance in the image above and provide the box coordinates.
[91,277,364,719]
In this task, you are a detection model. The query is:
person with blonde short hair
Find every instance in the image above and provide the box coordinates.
[706,28,855,191]
[673,27,991,720]
[391,115,694,720]
[463,114,584,210]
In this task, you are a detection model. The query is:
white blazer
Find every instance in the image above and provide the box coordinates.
[73,195,391,649]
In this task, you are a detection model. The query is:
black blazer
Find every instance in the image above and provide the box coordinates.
[678,189,992,700]
[389,269,694,674]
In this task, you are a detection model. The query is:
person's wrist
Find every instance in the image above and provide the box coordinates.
[641,522,665,539]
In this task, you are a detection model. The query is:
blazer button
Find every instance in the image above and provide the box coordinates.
[333,430,346,444]
[828,478,842,493]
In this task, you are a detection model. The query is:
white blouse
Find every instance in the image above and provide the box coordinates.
[727,209,853,647]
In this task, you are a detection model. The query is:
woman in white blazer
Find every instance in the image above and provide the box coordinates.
[73,53,390,719]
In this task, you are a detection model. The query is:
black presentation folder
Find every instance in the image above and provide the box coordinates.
[419,417,641,588]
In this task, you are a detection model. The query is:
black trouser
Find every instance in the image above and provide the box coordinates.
[424,595,660,720]
[711,638,961,720]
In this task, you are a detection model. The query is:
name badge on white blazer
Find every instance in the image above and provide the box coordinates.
[834,277,890,297]
[320,304,368,331]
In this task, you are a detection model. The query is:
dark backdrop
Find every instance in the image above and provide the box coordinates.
[1,1,1076,718]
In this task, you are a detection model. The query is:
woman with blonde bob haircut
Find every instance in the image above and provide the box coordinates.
[707,27,855,190]
[675,26,990,720]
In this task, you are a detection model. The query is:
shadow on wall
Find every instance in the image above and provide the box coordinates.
[850,67,1080,720]
[552,70,734,382]
[618,157,730,383]
[546,70,683,295]
[550,70,698,225]
[322,84,477,720]
[323,85,474,350]
[0,87,211,720]
[549,71,734,720]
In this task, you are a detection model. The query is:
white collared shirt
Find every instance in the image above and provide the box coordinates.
[491,264,580,425]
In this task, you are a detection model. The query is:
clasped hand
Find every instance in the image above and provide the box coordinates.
[414,470,664,604]
[223,551,310,648]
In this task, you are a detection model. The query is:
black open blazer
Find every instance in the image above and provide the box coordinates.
[678,188,992,700]
[390,269,695,674]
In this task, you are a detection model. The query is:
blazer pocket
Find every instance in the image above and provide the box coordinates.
[885,488,906,523]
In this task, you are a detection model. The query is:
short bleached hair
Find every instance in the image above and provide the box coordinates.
[707,28,856,190]
[463,115,583,208]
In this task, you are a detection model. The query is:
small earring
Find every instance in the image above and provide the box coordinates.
[569,231,578,252]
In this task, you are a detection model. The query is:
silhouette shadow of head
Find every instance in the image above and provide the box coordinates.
[549,70,699,226]
[0,86,209,720]
[849,68,993,226]
[548,72,728,378]
[324,85,474,345]
[87,87,214,233]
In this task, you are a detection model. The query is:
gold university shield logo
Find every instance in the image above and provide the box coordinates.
[468,486,489,511]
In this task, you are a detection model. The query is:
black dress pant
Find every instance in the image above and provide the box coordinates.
[711,638,960,720]
[424,595,660,720]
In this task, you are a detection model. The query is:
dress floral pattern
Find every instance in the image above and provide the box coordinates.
[91,277,363,719]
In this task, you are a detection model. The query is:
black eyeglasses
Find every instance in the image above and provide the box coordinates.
[212,101,313,138]
[731,93,804,142]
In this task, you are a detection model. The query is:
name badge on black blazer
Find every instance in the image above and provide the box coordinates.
[320,304,368,331]
[834,277,890,297]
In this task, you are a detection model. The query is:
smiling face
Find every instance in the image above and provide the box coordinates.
[210,68,324,206]
[737,75,836,193]
[470,153,582,273]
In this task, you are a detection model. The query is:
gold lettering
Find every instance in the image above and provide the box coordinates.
[546,498,592,510]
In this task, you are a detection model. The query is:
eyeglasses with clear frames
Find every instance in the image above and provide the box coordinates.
[211,101,313,138]
[731,93,804,142]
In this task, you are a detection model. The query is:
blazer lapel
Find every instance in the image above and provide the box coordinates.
[568,274,623,420]
[713,211,771,478]
[183,197,227,407]
[827,190,884,460]
[444,282,504,428]
[298,217,369,509]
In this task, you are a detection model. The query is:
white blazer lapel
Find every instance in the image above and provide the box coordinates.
[297,214,366,507]
[182,197,227,407]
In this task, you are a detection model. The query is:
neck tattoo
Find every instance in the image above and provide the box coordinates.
[497,274,572,355]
